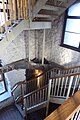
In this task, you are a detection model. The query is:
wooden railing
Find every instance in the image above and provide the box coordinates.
[46,72,80,115]
[11,66,80,103]
[23,85,48,112]
[11,67,61,102]
[11,66,80,118]
[45,90,80,120]
[16,85,48,119]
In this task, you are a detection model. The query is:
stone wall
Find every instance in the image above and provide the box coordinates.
[37,15,80,68]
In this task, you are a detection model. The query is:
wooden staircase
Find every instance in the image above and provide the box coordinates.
[11,66,80,119]
[31,0,76,22]
[45,90,80,120]
[0,0,76,41]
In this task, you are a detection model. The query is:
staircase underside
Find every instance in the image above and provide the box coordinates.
[31,0,76,22]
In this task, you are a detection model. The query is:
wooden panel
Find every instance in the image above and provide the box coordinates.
[13,0,17,20]
[20,0,23,19]
[17,0,21,19]
[9,0,13,20]
[45,90,80,120]
[25,0,28,19]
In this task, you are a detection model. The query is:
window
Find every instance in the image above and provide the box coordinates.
[0,74,7,94]
[61,1,80,52]
[0,61,11,102]
[0,63,7,94]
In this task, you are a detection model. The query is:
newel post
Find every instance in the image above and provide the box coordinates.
[46,79,52,116]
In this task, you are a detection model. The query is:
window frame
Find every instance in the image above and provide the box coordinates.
[61,3,80,52]
[0,73,7,95]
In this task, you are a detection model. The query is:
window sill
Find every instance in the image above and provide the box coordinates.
[60,44,80,52]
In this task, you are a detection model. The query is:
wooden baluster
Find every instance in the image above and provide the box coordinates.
[63,76,68,97]
[20,0,23,19]
[66,76,74,98]
[56,77,61,96]
[23,98,28,119]
[54,78,58,96]
[46,79,52,116]
[40,90,42,102]
[51,78,54,95]
[13,0,17,20]
[60,77,64,97]
[72,75,78,95]
[9,0,13,20]
[17,0,20,19]
[26,0,28,19]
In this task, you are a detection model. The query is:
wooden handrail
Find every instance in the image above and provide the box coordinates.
[66,105,80,120]
[63,66,80,70]
[11,81,25,93]
[44,90,80,120]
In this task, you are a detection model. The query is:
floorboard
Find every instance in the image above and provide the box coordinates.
[0,105,23,120]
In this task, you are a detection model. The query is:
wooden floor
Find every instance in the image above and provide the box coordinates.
[0,103,60,120]
[0,105,23,120]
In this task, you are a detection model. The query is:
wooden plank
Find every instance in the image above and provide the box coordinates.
[25,0,28,19]
[13,0,17,20]
[45,90,80,120]
[9,0,13,20]
[20,0,23,19]
[17,0,20,19]
[23,0,25,19]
